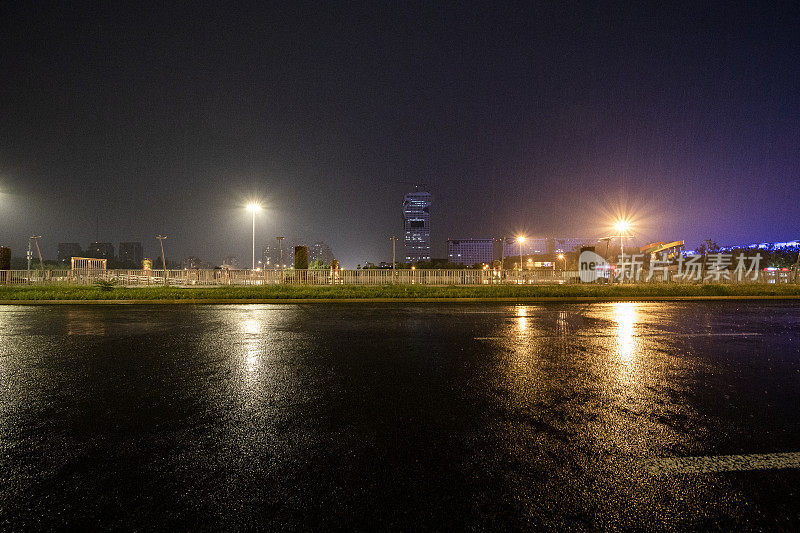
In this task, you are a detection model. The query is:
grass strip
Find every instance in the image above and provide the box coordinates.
[1,283,800,301]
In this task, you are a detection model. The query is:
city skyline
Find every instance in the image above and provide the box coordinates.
[1,3,798,267]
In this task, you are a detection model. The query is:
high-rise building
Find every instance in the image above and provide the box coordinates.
[87,242,115,261]
[57,243,83,264]
[118,242,143,267]
[262,243,291,268]
[402,190,431,263]
[262,244,277,268]
[0,246,10,271]
[309,241,335,265]
[447,239,494,266]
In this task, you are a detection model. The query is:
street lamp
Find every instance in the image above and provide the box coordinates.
[155,235,167,284]
[390,235,399,281]
[557,253,565,270]
[516,236,525,271]
[614,219,632,283]
[614,219,631,259]
[246,203,261,271]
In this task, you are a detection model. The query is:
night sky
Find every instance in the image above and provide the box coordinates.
[1,2,798,267]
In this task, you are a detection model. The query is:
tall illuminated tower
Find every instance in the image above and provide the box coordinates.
[402,189,431,263]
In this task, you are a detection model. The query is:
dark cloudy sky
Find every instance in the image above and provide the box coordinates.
[1,1,798,266]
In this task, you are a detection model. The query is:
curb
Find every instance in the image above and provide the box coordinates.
[2,295,800,305]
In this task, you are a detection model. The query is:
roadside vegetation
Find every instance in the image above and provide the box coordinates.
[1,283,800,301]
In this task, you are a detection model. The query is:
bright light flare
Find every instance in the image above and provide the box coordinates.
[614,219,631,235]
[516,235,525,243]
[246,203,262,213]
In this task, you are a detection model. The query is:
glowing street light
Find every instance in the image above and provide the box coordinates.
[516,236,525,271]
[614,218,632,282]
[557,253,565,273]
[614,219,631,235]
[247,203,262,271]
[614,219,632,254]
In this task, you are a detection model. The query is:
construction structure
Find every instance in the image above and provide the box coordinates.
[639,241,685,260]
[70,257,107,270]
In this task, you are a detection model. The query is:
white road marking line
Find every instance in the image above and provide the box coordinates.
[647,452,800,474]
[681,333,762,337]
[473,333,762,340]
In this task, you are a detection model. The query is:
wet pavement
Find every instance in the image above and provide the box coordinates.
[1,302,800,530]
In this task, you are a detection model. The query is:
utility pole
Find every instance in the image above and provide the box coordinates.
[26,239,32,279]
[277,236,285,268]
[390,235,398,282]
[599,237,612,261]
[156,234,168,285]
[31,235,43,273]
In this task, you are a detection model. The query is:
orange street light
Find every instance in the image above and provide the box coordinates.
[246,203,262,270]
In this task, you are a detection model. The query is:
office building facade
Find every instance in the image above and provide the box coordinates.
[309,241,335,265]
[447,239,494,266]
[502,237,593,257]
[402,190,431,263]
[118,242,143,267]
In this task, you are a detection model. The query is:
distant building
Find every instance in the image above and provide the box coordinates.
[720,239,800,252]
[183,256,202,269]
[262,243,290,268]
[222,256,240,269]
[502,237,594,257]
[309,241,335,265]
[262,245,275,268]
[86,242,115,261]
[118,242,143,267]
[447,239,494,266]
[403,190,431,263]
[263,239,333,268]
[0,246,10,271]
[57,243,83,264]
[554,237,596,253]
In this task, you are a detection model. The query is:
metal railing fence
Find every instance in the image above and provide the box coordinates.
[0,268,796,286]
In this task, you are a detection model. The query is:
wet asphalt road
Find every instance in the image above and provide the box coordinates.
[1,302,800,530]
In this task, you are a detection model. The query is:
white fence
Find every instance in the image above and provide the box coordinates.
[0,269,575,286]
[0,268,796,286]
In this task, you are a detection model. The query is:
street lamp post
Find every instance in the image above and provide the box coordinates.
[390,236,398,283]
[517,236,525,271]
[613,219,631,283]
[156,234,167,285]
[247,204,261,271]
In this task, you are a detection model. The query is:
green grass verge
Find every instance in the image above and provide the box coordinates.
[1,283,800,300]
